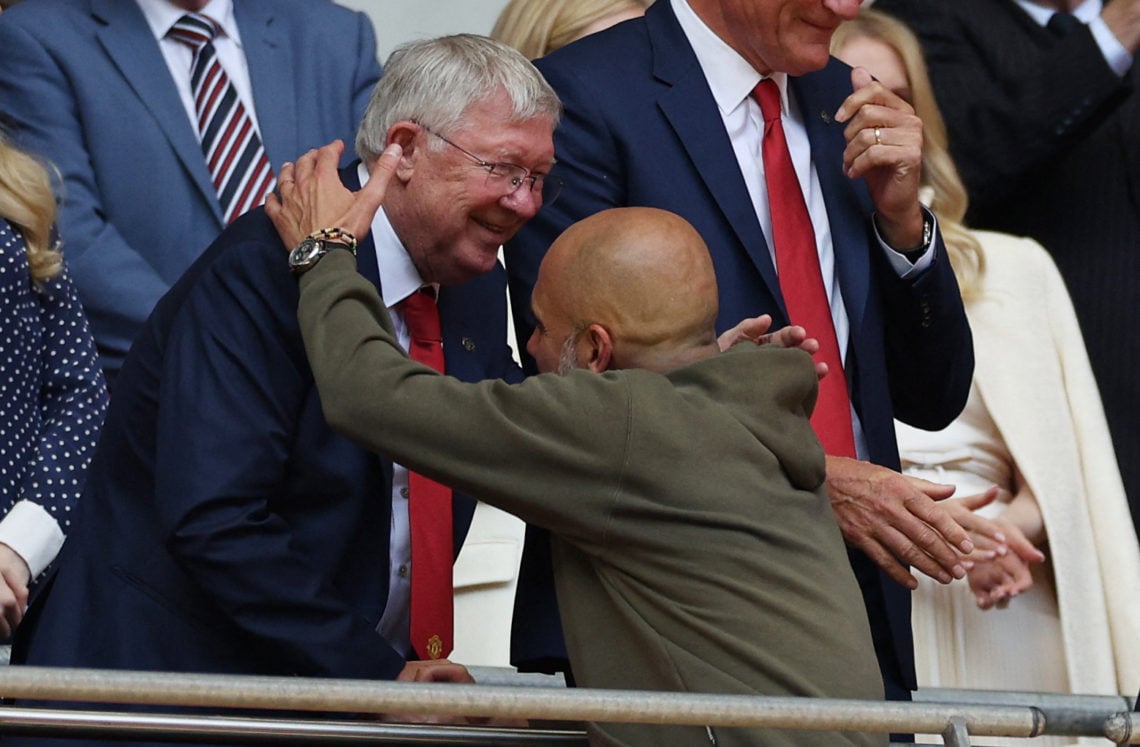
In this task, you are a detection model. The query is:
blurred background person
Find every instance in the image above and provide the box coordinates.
[833,9,1140,729]
[873,0,1140,538]
[0,0,381,383]
[0,131,107,655]
[491,0,648,59]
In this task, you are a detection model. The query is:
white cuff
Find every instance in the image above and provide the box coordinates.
[0,501,66,578]
[1089,16,1133,77]
[876,209,939,278]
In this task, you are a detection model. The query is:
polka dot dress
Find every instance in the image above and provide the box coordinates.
[0,219,108,535]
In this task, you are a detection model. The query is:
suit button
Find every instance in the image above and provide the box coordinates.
[919,299,933,328]
[461,336,476,352]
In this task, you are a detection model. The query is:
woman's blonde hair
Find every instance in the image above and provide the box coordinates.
[831,9,984,299]
[491,0,648,60]
[0,132,63,283]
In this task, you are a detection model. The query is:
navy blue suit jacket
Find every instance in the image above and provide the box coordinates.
[0,0,381,379]
[13,168,522,738]
[505,0,973,695]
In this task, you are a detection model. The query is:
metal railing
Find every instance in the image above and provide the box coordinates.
[0,666,1135,745]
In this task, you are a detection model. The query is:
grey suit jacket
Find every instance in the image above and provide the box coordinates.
[0,0,381,378]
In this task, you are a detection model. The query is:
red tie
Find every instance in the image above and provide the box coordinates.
[753,79,857,458]
[399,289,453,660]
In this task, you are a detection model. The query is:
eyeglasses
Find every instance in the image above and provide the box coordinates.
[420,124,563,209]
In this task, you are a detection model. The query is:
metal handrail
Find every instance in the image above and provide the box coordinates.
[0,666,1135,744]
[0,706,585,745]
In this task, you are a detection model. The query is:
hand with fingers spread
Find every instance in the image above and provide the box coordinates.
[824,455,985,589]
[717,315,828,379]
[267,139,403,252]
[834,67,927,250]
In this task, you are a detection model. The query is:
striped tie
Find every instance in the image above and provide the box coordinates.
[168,14,275,224]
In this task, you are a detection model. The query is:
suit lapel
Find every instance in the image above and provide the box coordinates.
[793,63,873,340]
[647,2,782,308]
[91,0,223,226]
[236,0,299,169]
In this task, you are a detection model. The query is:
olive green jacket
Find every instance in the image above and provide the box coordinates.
[298,251,885,746]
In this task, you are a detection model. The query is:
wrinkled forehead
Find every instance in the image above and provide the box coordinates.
[451,103,557,167]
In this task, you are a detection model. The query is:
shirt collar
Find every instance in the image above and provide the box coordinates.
[670,0,790,117]
[357,162,430,309]
[136,0,243,47]
[1013,0,1102,26]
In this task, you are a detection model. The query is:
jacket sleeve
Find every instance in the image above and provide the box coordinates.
[10,264,108,576]
[297,250,633,550]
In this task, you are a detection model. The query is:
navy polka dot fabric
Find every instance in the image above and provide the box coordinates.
[0,219,107,537]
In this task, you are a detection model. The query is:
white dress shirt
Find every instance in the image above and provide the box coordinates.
[672,0,937,459]
[135,0,265,138]
[358,163,433,660]
[1014,0,1133,75]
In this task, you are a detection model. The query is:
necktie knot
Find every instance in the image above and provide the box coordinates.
[1047,11,1082,38]
[400,288,442,346]
[753,79,783,126]
[168,13,219,50]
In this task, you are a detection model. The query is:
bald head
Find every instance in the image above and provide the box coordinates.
[527,207,721,374]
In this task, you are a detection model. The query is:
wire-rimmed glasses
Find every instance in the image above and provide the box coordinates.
[419,124,563,209]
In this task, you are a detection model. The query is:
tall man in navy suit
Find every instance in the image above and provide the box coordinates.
[505,0,977,702]
[0,0,382,381]
[874,0,1140,534]
[10,34,560,743]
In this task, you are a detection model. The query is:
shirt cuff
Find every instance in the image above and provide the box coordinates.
[1089,15,1133,77]
[875,207,939,278]
[0,500,65,579]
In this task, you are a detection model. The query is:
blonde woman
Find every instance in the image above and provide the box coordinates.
[0,133,106,647]
[834,8,1140,724]
[491,0,648,59]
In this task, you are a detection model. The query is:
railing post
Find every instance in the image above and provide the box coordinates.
[941,716,971,747]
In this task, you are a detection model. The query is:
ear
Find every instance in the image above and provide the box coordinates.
[581,323,615,373]
[386,121,421,181]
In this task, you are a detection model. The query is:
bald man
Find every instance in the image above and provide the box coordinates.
[269,145,885,747]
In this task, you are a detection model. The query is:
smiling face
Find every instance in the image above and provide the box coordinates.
[389,91,556,287]
[690,0,861,76]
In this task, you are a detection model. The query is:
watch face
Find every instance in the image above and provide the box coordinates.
[289,237,322,271]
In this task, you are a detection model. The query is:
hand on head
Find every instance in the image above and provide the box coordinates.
[267,139,402,251]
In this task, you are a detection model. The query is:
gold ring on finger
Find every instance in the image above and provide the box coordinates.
[873,127,882,146]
